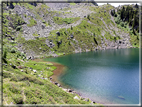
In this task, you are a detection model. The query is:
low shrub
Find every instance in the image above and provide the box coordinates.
[27,18,37,27]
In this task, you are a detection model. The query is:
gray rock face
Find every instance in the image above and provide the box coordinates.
[46,3,70,10]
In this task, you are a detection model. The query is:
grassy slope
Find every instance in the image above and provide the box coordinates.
[3,46,100,105]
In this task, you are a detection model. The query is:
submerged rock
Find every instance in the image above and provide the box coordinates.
[118,96,125,100]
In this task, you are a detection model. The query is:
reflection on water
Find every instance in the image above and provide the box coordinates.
[45,48,139,104]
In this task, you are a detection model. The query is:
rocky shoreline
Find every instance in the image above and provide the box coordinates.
[49,72,97,105]
[44,58,104,105]
[39,46,138,105]
[29,46,138,105]
[33,58,97,104]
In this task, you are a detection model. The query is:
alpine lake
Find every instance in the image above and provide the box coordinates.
[44,48,139,104]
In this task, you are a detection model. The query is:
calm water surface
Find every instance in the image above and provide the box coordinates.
[45,48,139,104]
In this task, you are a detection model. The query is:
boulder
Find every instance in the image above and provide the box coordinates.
[27,56,34,60]
[63,88,67,91]
[70,34,74,38]
[20,70,24,72]
[33,69,37,73]
[74,96,80,100]
[54,82,61,87]
[57,83,61,87]
[56,32,60,36]
[92,101,95,103]
[118,96,125,100]
[11,65,16,69]
[68,89,73,92]
[30,67,33,70]
[42,25,45,29]
[54,82,58,85]
[49,42,52,45]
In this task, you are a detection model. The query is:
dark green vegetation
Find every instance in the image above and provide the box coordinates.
[27,17,37,27]
[111,4,140,47]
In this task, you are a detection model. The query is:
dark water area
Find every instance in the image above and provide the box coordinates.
[45,48,140,104]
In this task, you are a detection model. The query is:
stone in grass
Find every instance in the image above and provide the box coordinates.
[56,32,60,36]
[74,96,80,100]
[63,88,67,91]
[20,70,24,72]
[54,82,61,87]
[33,69,37,73]
[68,89,73,92]
[12,65,16,69]
[92,101,95,103]
[30,67,33,69]
[90,101,96,104]
[57,83,61,87]
[70,34,74,38]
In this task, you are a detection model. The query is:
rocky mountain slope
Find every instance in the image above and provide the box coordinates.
[3,2,140,59]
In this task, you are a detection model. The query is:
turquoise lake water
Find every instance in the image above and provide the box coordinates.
[45,48,139,104]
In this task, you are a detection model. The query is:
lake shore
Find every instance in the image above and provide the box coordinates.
[33,58,103,105]
[38,48,139,105]
[33,58,66,82]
